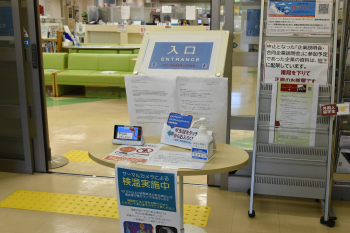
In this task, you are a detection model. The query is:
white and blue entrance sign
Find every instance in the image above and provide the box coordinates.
[0,7,14,37]
[148,42,213,70]
[115,165,180,233]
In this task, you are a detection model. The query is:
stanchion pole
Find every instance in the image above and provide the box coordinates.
[179,175,184,233]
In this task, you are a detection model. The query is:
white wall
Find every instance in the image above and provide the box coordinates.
[75,0,95,21]
[50,0,61,18]
[39,0,61,18]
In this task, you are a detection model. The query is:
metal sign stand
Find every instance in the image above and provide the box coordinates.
[248,0,339,228]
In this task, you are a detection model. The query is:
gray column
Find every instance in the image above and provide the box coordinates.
[211,0,220,30]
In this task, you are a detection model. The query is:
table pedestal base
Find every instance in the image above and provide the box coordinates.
[183,224,206,233]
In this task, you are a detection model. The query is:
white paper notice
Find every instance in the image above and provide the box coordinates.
[125,76,228,142]
[264,42,330,86]
[121,6,130,19]
[104,143,164,163]
[177,77,228,143]
[143,151,205,170]
[269,82,319,146]
[267,0,333,35]
[76,22,86,37]
[125,76,178,136]
[162,5,172,13]
[186,6,196,20]
[171,19,179,24]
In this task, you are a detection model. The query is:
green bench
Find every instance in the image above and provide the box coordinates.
[68,43,140,54]
[55,53,137,96]
[42,52,68,96]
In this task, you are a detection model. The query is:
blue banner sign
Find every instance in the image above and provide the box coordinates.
[246,9,261,37]
[149,42,213,70]
[117,167,177,212]
[269,1,316,17]
[167,113,193,129]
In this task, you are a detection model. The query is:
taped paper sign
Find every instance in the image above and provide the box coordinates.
[269,82,319,146]
[104,144,164,163]
[264,42,330,86]
[321,103,350,116]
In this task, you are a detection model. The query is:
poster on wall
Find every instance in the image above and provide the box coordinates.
[0,6,14,37]
[76,22,86,37]
[186,6,196,20]
[115,165,180,233]
[246,9,261,37]
[264,42,330,86]
[266,0,333,35]
[121,5,130,19]
[269,82,319,146]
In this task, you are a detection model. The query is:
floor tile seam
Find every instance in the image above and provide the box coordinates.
[0,207,14,222]
[229,192,238,231]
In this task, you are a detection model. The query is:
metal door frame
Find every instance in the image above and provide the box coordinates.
[0,0,49,173]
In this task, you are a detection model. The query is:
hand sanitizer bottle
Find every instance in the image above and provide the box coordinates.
[191,118,214,162]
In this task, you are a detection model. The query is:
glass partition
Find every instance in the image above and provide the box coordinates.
[233,0,261,53]
[88,5,213,25]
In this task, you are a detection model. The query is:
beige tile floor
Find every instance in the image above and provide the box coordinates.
[0,172,349,233]
[47,66,257,183]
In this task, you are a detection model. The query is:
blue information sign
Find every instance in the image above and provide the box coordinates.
[117,167,177,212]
[0,7,14,37]
[167,113,193,129]
[246,9,261,37]
[269,1,316,17]
[149,42,213,70]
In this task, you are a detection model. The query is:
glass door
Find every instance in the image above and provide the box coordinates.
[0,0,49,173]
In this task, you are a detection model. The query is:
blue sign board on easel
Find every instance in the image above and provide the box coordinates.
[246,9,261,37]
[0,7,14,37]
[149,42,213,70]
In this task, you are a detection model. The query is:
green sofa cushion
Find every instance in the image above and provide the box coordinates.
[98,54,132,71]
[43,53,68,70]
[87,71,125,86]
[44,71,53,84]
[56,70,95,84]
[119,50,133,54]
[68,54,99,70]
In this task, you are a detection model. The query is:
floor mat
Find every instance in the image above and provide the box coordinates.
[0,190,211,228]
[230,137,254,151]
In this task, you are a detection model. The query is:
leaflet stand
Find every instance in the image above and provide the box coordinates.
[249,0,339,228]
[131,30,230,233]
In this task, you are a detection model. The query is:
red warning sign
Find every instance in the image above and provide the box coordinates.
[120,147,136,152]
[136,148,154,153]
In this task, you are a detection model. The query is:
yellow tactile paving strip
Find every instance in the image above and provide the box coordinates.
[183,205,211,227]
[0,190,211,227]
[63,150,95,163]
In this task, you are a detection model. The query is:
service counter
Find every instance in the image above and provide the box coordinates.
[84,25,207,45]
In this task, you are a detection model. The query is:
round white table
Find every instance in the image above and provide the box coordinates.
[89,137,249,233]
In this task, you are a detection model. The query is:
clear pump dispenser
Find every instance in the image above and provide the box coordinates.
[190,118,214,162]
